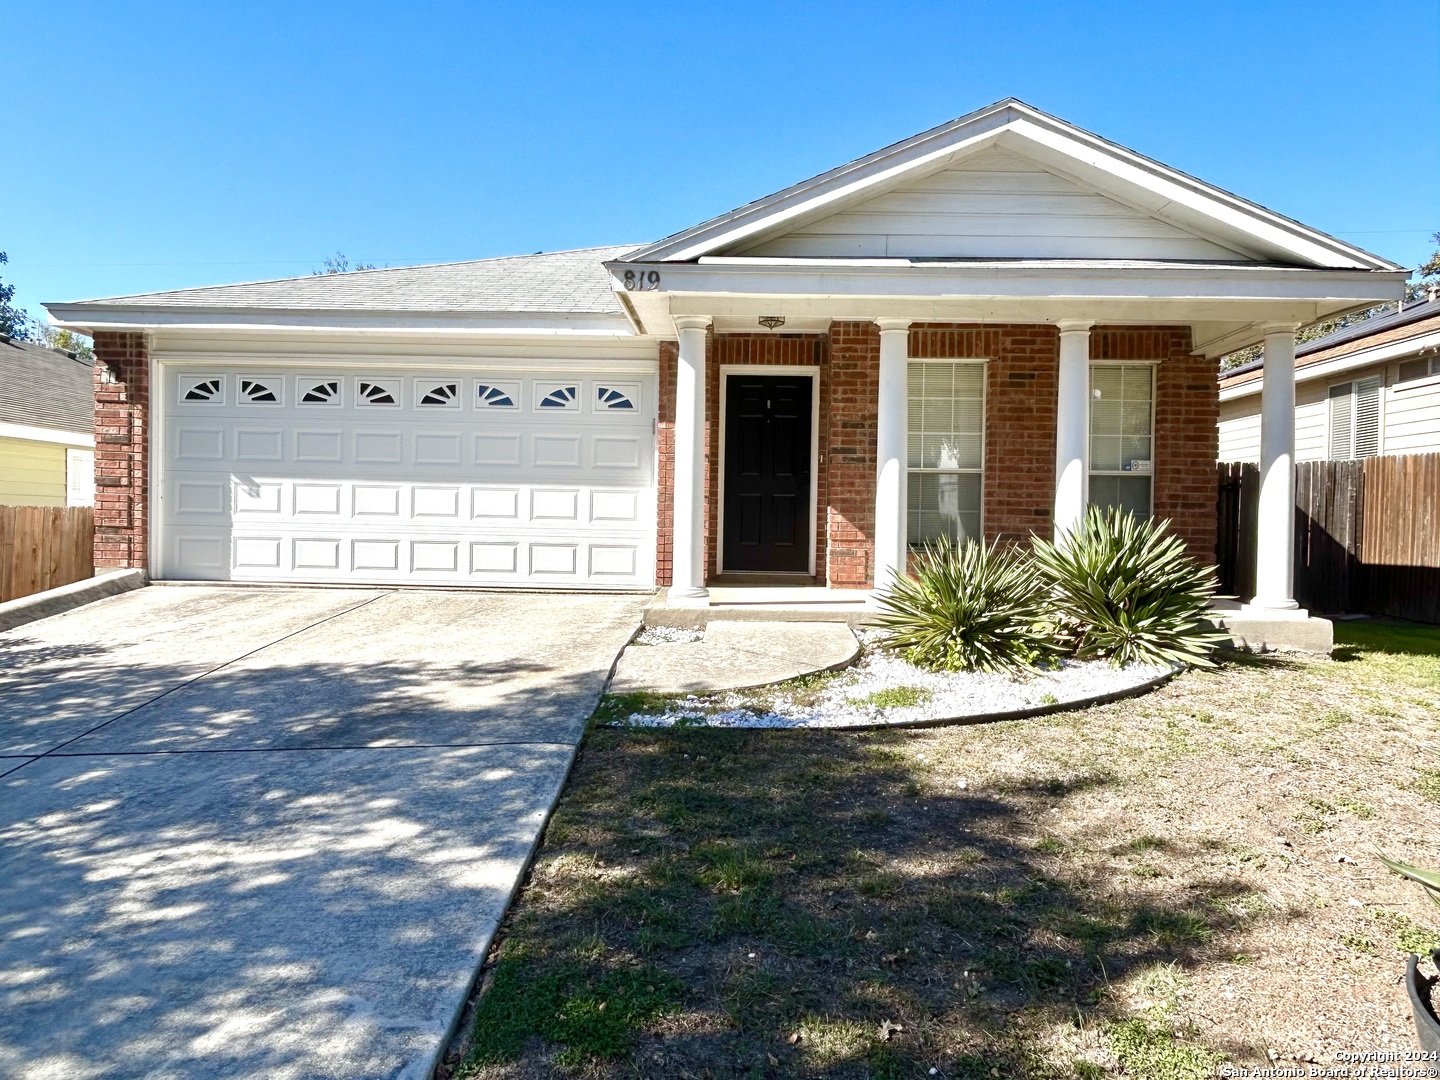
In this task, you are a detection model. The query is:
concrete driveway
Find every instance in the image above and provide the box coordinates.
[0,586,643,1080]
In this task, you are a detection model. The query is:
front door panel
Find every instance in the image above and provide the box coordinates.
[722,374,813,573]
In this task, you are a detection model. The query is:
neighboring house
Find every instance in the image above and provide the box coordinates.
[1218,296,1440,461]
[0,334,95,506]
[45,100,1405,614]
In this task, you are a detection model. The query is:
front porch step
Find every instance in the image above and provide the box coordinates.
[644,587,873,629]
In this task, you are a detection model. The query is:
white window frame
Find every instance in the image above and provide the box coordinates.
[1087,361,1157,518]
[905,358,987,549]
[1327,375,1383,459]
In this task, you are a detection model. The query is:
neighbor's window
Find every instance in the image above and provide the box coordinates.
[907,361,984,546]
[1398,356,1440,383]
[1089,364,1153,517]
[1327,376,1381,459]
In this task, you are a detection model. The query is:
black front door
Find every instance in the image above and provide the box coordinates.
[722,374,813,573]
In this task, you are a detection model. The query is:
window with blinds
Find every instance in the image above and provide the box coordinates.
[906,361,984,546]
[1089,364,1154,516]
[1328,377,1381,459]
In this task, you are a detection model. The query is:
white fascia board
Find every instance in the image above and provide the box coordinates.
[44,305,636,337]
[1219,327,1440,401]
[608,260,1407,303]
[0,420,93,446]
[1005,119,1394,271]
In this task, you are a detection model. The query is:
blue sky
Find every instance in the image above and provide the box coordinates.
[4,1,1437,321]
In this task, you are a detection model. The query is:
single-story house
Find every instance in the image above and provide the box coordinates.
[0,334,95,507]
[1219,294,1440,461]
[46,99,1406,616]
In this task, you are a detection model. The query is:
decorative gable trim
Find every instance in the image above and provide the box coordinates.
[623,99,1399,272]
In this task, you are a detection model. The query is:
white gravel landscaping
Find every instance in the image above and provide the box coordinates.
[613,634,1175,729]
[632,625,705,646]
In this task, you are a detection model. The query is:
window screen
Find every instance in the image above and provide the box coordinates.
[1328,377,1381,459]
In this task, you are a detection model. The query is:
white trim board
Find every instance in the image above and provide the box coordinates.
[1220,327,1440,402]
[0,421,93,447]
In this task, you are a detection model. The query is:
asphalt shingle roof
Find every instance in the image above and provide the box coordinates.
[0,336,93,435]
[71,245,641,314]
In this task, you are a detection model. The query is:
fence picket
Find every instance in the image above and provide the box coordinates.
[0,505,96,604]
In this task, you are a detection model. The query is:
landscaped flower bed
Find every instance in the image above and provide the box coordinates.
[605,633,1173,729]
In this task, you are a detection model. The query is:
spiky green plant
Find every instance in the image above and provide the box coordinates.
[871,536,1059,674]
[1379,855,1440,912]
[1032,506,1228,669]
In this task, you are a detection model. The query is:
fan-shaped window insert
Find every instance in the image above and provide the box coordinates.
[300,380,341,405]
[357,381,399,406]
[181,377,223,403]
[538,385,579,410]
[476,383,517,409]
[238,378,280,404]
[418,382,459,407]
[596,385,637,410]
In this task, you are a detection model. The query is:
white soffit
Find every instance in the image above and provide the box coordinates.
[625,100,1399,272]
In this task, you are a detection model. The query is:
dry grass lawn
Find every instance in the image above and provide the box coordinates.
[442,619,1440,1079]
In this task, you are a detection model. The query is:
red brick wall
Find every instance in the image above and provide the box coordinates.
[706,334,830,581]
[1095,326,1217,561]
[826,322,881,588]
[911,324,1060,544]
[92,331,149,570]
[652,321,1219,589]
[655,341,677,586]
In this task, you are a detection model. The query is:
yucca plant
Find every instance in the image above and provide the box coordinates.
[871,536,1060,674]
[1032,506,1228,669]
[1380,855,1440,912]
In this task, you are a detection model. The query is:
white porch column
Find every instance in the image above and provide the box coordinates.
[873,318,912,594]
[1053,319,1094,541]
[1251,323,1300,610]
[671,315,710,601]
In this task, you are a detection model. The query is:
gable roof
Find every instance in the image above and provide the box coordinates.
[56,246,636,315]
[0,336,94,436]
[624,99,1399,271]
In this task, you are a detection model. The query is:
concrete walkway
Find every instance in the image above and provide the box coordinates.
[0,586,643,1080]
[609,620,860,696]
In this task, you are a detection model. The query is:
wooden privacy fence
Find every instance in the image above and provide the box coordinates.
[0,505,95,604]
[1216,453,1440,623]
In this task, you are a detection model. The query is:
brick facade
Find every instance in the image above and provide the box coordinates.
[654,322,1219,590]
[92,331,150,570]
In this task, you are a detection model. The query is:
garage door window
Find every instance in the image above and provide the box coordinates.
[180,377,224,404]
[357,380,399,406]
[300,380,341,406]
[417,382,460,408]
[538,385,579,410]
[597,385,638,410]
[239,378,281,405]
[476,383,518,409]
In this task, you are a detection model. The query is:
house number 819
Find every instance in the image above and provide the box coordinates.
[623,270,661,291]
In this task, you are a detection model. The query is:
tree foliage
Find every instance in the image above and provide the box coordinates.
[0,252,30,339]
[313,252,377,275]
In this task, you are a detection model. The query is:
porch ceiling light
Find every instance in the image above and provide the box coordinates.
[758,315,786,329]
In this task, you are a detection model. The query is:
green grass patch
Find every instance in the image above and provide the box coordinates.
[1107,1016,1224,1080]
[1370,908,1440,955]
[464,953,683,1069]
[591,690,681,725]
[851,685,932,710]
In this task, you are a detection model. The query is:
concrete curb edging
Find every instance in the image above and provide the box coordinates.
[609,664,1180,732]
[832,664,1180,731]
[0,569,148,632]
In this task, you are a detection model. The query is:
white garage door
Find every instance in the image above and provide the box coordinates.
[158,365,656,589]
